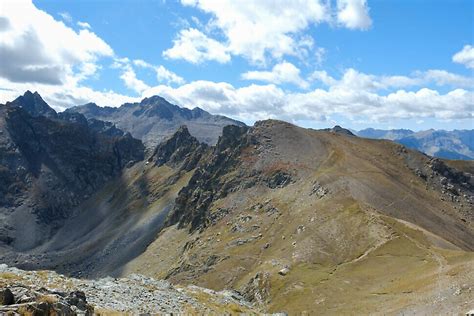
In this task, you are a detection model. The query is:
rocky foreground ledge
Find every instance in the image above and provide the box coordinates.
[0,264,269,315]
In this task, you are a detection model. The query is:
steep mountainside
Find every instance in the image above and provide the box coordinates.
[1,118,472,314]
[66,95,245,148]
[0,92,144,252]
[357,128,474,160]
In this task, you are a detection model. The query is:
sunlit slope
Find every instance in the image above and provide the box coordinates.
[122,120,473,314]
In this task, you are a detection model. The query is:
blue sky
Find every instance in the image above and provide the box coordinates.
[0,0,472,130]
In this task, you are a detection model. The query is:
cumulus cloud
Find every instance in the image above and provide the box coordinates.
[0,0,113,85]
[167,0,332,65]
[452,45,474,69]
[163,28,230,64]
[77,21,91,29]
[58,12,73,23]
[336,0,372,30]
[242,61,309,88]
[133,59,185,85]
[0,0,134,110]
[310,68,474,90]
[139,79,473,124]
[120,66,150,94]
[167,0,374,65]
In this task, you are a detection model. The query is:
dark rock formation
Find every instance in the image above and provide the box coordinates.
[0,94,145,249]
[6,91,58,119]
[166,125,253,230]
[0,288,14,305]
[150,125,208,171]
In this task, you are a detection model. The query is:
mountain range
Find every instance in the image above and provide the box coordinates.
[357,128,474,160]
[65,95,245,148]
[0,91,473,314]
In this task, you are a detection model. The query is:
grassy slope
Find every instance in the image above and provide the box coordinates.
[120,123,474,314]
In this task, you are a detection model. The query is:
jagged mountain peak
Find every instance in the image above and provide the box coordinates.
[150,124,208,171]
[6,90,57,119]
[66,94,246,147]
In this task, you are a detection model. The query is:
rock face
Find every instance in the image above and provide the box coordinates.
[166,124,254,230]
[66,95,246,148]
[0,92,145,250]
[150,125,208,171]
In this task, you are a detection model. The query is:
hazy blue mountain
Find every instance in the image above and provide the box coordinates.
[357,128,474,160]
[357,128,414,140]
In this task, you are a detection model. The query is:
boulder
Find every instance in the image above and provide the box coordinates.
[0,288,14,305]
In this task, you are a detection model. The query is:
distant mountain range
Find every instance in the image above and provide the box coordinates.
[66,96,245,148]
[357,128,474,160]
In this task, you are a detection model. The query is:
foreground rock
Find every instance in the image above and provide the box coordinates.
[0,286,93,315]
[0,265,260,314]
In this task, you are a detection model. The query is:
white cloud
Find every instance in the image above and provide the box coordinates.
[309,70,338,86]
[0,0,113,85]
[163,28,230,64]
[77,21,91,29]
[169,0,373,65]
[133,59,185,85]
[139,79,473,124]
[58,12,72,23]
[310,68,474,90]
[452,45,474,69]
[315,47,326,65]
[0,0,133,110]
[169,0,330,65]
[242,61,309,88]
[423,69,473,87]
[336,0,372,30]
[120,66,150,94]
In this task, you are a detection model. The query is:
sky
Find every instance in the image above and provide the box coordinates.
[0,0,472,131]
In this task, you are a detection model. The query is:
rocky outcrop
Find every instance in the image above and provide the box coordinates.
[0,286,94,315]
[166,125,254,230]
[240,272,271,306]
[150,125,208,171]
[0,265,259,314]
[163,122,306,230]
